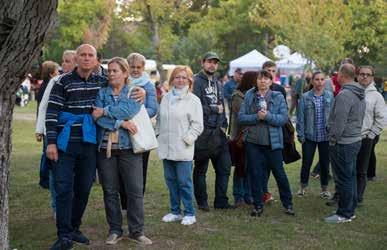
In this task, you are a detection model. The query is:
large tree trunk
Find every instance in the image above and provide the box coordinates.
[0,1,58,249]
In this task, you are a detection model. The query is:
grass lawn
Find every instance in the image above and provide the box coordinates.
[9,106,387,249]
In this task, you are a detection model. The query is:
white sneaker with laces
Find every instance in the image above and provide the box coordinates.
[162,213,182,222]
[320,191,331,199]
[181,216,196,225]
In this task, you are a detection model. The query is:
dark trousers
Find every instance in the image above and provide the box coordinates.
[142,151,150,194]
[52,142,96,239]
[356,137,374,202]
[245,142,293,209]
[193,144,231,208]
[300,140,329,188]
[98,149,144,237]
[367,135,379,178]
[330,142,361,219]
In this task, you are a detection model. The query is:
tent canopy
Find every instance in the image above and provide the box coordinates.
[229,50,272,76]
[275,52,315,69]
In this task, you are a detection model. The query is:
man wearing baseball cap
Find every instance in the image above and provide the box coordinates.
[192,52,234,211]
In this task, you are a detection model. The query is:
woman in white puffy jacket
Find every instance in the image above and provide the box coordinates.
[156,66,204,225]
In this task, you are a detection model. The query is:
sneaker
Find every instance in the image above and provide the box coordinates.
[70,230,90,245]
[284,206,295,216]
[234,199,245,207]
[297,189,306,197]
[263,192,274,203]
[105,233,123,245]
[198,204,210,212]
[50,238,73,250]
[214,204,236,210]
[162,213,183,222]
[129,235,152,245]
[320,191,331,199]
[181,215,196,225]
[311,172,320,179]
[351,215,356,220]
[324,214,351,223]
[368,177,377,182]
[250,206,263,217]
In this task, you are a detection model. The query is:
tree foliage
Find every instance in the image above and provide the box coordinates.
[44,0,114,61]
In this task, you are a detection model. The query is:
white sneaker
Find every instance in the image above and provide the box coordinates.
[162,213,182,222]
[320,191,332,199]
[105,233,122,245]
[181,216,196,225]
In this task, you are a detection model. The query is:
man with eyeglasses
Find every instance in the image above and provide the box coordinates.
[192,52,235,211]
[355,66,384,205]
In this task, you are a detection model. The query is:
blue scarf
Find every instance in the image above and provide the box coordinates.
[57,112,96,152]
[169,86,189,105]
[128,72,150,87]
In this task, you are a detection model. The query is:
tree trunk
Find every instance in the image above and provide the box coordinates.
[0,1,58,249]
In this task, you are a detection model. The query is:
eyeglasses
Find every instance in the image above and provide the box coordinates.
[359,73,373,78]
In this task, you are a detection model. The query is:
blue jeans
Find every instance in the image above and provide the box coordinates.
[300,139,330,189]
[193,144,231,208]
[245,142,293,209]
[163,160,195,216]
[233,174,252,203]
[330,142,361,219]
[52,142,96,239]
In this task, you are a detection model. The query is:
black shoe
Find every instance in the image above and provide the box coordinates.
[284,206,295,216]
[214,204,236,210]
[198,204,210,212]
[251,207,263,217]
[70,230,90,245]
[50,238,73,250]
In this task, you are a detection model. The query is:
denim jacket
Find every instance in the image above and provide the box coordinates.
[296,89,333,142]
[94,85,141,150]
[238,88,288,150]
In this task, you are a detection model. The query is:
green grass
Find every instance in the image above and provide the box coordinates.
[9,110,387,249]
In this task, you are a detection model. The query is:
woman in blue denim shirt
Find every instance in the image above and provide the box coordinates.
[92,57,152,246]
[127,53,158,194]
[239,70,294,217]
[296,72,334,199]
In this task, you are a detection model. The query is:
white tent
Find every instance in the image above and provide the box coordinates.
[228,50,272,76]
[275,52,315,70]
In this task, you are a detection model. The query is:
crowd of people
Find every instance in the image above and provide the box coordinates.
[33,44,385,250]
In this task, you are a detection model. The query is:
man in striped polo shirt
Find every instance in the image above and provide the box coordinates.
[46,44,106,250]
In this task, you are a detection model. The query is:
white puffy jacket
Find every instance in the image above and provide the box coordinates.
[361,83,385,139]
[156,90,203,161]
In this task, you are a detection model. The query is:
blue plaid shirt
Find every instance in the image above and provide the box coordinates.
[313,94,327,142]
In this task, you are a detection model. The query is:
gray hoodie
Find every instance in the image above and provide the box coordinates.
[328,82,366,145]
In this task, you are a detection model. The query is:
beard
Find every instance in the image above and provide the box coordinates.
[204,69,215,75]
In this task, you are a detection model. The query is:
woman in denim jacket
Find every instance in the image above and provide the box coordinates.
[296,71,334,198]
[92,57,152,246]
[239,70,294,217]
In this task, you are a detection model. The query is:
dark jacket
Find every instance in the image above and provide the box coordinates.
[192,70,227,129]
[328,82,366,145]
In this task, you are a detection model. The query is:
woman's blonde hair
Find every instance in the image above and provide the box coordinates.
[41,61,59,81]
[127,53,146,66]
[168,66,194,90]
[108,57,130,82]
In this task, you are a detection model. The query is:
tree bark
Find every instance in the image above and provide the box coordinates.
[0,1,58,249]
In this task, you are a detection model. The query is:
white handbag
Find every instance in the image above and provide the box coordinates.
[128,87,158,153]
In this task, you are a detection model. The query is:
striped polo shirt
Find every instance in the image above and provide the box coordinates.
[46,68,107,145]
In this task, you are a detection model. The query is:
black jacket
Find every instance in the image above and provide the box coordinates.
[192,71,227,129]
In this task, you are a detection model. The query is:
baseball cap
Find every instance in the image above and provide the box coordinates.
[202,51,221,62]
